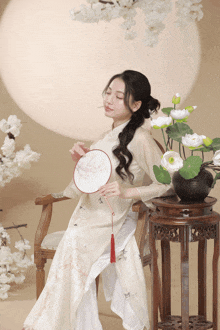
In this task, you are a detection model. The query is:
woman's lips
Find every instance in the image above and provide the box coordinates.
[105,106,113,112]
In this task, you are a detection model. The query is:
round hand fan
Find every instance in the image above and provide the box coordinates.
[73,149,112,194]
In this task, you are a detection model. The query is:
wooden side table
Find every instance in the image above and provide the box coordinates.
[149,196,220,330]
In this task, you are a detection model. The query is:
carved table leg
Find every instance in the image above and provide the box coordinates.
[213,223,219,330]
[36,258,46,299]
[150,221,159,330]
[198,239,207,319]
[181,225,189,330]
[161,239,171,321]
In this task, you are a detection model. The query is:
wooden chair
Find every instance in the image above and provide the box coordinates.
[34,139,165,318]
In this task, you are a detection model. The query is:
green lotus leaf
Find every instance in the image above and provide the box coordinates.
[153,165,171,184]
[179,156,203,179]
[166,122,193,143]
[192,145,212,152]
[175,117,188,123]
[161,107,173,116]
[212,138,220,151]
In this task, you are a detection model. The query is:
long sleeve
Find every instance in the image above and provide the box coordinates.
[62,178,83,199]
[130,128,174,208]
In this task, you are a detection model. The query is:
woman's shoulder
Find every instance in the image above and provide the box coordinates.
[132,126,152,143]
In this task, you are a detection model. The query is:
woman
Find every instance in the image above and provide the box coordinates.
[22,70,173,330]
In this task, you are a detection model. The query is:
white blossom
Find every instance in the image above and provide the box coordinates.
[0,284,10,300]
[0,119,10,133]
[0,230,33,299]
[182,133,206,148]
[0,272,15,284]
[15,239,31,252]
[151,116,172,128]
[176,0,203,27]
[125,29,137,40]
[161,150,184,173]
[70,0,202,47]
[213,150,220,166]
[170,109,190,120]
[0,115,22,137]
[14,274,25,284]
[0,115,40,187]
[0,267,7,274]
[1,136,15,157]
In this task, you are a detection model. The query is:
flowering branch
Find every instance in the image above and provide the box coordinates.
[0,223,34,300]
[70,0,203,47]
[0,115,40,299]
[0,115,41,187]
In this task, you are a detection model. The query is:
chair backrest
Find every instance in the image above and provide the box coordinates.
[153,139,165,154]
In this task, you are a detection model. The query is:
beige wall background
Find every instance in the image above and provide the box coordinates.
[0,0,220,328]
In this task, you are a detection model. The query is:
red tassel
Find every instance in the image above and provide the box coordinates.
[110,233,116,263]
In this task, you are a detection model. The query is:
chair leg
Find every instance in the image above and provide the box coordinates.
[96,275,100,297]
[149,256,163,322]
[36,258,46,299]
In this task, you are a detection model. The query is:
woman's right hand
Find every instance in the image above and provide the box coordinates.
[69,142,90,162]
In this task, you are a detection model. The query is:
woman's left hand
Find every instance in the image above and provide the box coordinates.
[99,181,127,199]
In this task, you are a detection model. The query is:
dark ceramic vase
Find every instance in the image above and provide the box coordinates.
[172,168,213,203]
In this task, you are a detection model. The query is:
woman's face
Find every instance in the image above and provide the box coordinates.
[103,78,133,126]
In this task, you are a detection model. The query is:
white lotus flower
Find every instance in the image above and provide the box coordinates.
[213,150,220,166]
[182,133,206,148]
[151,116,172,129]
[170,109,190,120]
[161,151,184,173]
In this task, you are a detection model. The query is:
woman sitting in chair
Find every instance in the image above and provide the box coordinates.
[22,70,173,330]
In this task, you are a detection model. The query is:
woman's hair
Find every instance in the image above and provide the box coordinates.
[103,70,160,183]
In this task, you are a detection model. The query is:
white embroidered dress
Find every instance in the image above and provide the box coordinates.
[23,121,172,330]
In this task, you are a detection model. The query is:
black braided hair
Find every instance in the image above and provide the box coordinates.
[103,70,160,183]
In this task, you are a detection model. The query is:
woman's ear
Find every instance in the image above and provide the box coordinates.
[132,100,142,112]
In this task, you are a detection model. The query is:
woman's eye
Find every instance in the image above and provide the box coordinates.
[116,96,124,100]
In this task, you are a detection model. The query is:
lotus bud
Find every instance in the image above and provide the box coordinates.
[172,93,181,104]
[203,137,213,147]
[185,105,197,113]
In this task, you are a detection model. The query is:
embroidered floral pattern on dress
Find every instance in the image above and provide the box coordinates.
[117,248,128,261]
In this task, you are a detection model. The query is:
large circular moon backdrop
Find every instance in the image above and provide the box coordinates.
[0,0,201,141]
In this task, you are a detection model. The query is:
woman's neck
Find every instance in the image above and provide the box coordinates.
[112,118,130,130]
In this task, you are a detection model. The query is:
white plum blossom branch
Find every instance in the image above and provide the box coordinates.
[0,115,41,187]
[0,115,40,299]
[70,0,203,47]
[0,223,34,300]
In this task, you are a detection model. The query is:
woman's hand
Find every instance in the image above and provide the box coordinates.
[99,181,127,199]
[69,142,90,162]
[99,181,141,200]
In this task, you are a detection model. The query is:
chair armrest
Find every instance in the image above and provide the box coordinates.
[34,194,70,248]
[132,200,149,213]
[35,194,70,205]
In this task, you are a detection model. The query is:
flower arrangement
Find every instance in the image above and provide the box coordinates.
[151,95,220,189]
[0,223,34,300]
[0,115,40,187]
[70,0,203,47]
